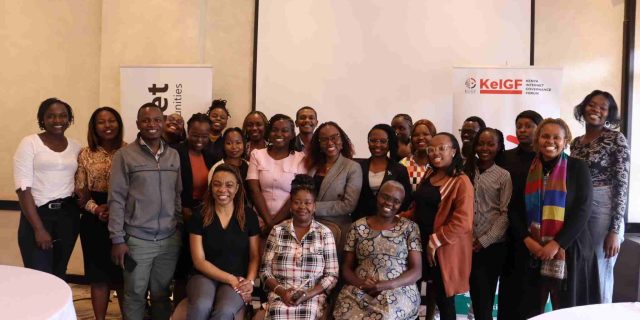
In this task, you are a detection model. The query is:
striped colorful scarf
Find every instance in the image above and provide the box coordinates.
[524,152,568,242]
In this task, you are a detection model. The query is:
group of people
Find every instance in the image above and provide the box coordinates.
[13,90,629,320]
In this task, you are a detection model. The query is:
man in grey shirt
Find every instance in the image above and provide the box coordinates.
[109,103,182,320]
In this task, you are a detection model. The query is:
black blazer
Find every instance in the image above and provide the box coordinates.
[176,142,217,209]
[352,157,412,221]
[509,156,593,249]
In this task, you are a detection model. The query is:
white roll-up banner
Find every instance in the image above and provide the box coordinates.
[452,67,563,148]
[120,65,213,143]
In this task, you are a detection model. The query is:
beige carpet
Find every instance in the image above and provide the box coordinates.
[71,284,124,320]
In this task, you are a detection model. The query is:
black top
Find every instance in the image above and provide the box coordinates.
[188,207,260,277]
[414,178,441,243]
[352,157,413,221]
[238,161,249,184]
[204,137,224,165]
[503,146,536,240]
[176,142,217,209]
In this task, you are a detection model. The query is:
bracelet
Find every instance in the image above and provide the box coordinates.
[273,284,283,294]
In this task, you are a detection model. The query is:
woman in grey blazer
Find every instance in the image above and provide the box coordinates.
[305,122,363,251]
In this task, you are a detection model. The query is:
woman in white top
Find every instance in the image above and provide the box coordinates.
[14,98,82,280]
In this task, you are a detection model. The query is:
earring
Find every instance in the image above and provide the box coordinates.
[605,121,611,128]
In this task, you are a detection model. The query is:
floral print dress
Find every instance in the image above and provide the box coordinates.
[333,217,422,320]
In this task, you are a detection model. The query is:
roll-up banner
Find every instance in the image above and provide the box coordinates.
[451,66,562,316]
[120,65,213,143]
[452,67,563,148]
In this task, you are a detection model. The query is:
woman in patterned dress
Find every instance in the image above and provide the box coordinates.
[570,90,630,303]
[75,107,126,320]
[333,180,423,320]
[261,174,339,320]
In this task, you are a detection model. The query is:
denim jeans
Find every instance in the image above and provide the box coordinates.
[588,186,624,303]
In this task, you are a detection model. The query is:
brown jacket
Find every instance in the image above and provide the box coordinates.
[429,174,474,297]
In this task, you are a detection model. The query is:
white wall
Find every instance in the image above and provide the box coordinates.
[0,0,255,200]
[256,0,531,156]
[535,0,624,138]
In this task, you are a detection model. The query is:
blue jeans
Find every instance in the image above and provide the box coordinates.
[122,232,181,320]
[589,186,624,303]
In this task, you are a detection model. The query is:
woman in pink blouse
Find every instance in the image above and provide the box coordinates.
[247,114,307,234]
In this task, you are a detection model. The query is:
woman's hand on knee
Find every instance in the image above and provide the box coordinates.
[234,277,254,303]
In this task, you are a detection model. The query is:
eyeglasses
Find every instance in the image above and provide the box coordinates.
[319,134,341,144]
[426,145,453,154]
[368,138,389,145]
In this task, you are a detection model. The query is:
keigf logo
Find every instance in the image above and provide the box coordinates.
[465,78,476,89]
[479,78,523,94]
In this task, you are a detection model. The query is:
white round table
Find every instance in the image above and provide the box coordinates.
[530,302,640,320]
[0,265,76,320]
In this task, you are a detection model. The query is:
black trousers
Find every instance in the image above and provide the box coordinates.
[469,241,507,320]
[426,257,457,320]
[18,197,80,280]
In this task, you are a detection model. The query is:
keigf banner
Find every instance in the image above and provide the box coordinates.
[452,66,562,147]
[120,65,213,143]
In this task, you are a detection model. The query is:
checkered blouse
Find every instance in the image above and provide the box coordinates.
[260,219,339,320]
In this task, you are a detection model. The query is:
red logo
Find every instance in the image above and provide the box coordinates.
[479,79,523,94]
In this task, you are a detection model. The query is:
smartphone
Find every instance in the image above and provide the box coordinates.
[123,254,137,272]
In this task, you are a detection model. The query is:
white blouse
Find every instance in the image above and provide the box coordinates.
[13,134,81,206]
